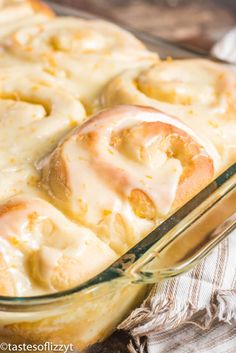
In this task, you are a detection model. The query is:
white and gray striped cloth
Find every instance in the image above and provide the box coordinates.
[211,27,236,64]
[120,230,236,353]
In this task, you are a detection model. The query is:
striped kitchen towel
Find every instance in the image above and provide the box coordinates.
[211,27,236,64]
[119,229,236,353]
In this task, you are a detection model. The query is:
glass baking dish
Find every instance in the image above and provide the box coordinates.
[0,2,235,351]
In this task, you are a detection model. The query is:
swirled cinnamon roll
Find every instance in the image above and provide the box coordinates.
[0,67,85,199]
[40,105,214,254]
[0,0,54,38]
[99,59,236,170]
[1,17,157,109]
[0,195,116,296]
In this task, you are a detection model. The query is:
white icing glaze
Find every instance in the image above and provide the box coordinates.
[0,66,85,199]
[0,0,53,38]
[41,106,214,255]
[0,9,225,298]
[0,17,157,105]
[84,106,220,171]
[0,196,116,295]
[100,59,236,171]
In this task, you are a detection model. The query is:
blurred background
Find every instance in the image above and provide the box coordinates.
[54,0,236,53]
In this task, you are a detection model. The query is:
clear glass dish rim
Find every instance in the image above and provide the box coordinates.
[0,1,235,305]
[0,162,234,305]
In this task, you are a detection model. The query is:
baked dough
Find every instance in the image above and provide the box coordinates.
[0,3,233,298]
[0,195,116,295]
[0,0,54,38]
[0,1,234,349]
[40,105,214,254]
[99,59,236,171]
[1,17,157,110]
[0,66,85,199]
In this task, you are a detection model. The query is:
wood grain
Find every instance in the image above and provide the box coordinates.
[54,0,236,51]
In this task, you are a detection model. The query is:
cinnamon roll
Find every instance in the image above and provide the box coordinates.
[1,17,157,109]
[99,59,236,171]
[0,195,116,296]
[0,66,85,199]
[0,0,54,38]
[40,105,214,254]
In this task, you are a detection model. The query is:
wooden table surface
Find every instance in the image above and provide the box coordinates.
[55,0,236,52]
[51,1,236,352]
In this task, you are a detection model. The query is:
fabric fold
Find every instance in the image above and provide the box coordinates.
[120,230,236,353]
